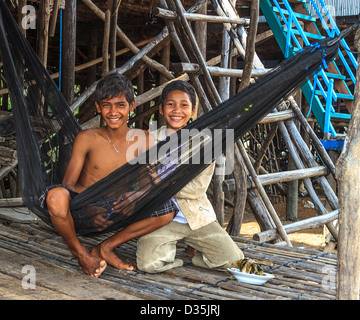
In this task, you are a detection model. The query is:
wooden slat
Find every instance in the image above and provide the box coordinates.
[0,216,337,300]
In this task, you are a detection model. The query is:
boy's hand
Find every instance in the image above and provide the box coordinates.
[85,205,113,230]
[111,191,145,216]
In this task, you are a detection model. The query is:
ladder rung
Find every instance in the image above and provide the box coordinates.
[314,90,353,101]
[272,7,316,22]
[331,113,351,120]
[314,90,328,96]
[282,27,325,40]
[324,72,347,81]
[287,0,306,3]
[336,93,354,100]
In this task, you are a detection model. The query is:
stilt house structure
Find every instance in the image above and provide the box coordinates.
[0,0,359,300]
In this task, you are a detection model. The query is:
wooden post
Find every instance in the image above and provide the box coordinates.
[37,0,50,67]
[109,0,121,70]
[49,0,60,37]
[194,1,207,60]
[135,71,145,129]
[158,42,171,127]
[214,6,229,227]
[17,0,27,36]
[286,155,298,221]
[61,0,76,104]
[102,10,111,76]
[336,29,360,300]
[87,28,98,86]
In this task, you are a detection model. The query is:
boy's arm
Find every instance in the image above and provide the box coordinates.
[139,130,160,187]
[61,130,91,192]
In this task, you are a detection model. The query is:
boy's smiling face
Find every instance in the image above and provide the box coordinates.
[96,94,134,130]
[160,90,195,131]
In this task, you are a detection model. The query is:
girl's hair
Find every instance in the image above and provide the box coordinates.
[95,73,135,105]
[160,80,197,109]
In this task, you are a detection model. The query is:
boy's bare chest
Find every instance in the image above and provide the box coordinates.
[84,139,140,177]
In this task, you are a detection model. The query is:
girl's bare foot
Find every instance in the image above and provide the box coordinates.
[91,244,135,271]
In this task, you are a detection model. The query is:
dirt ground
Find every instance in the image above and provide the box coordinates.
[224,196,330,251]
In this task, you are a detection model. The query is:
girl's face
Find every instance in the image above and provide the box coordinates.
[160,90,195,131]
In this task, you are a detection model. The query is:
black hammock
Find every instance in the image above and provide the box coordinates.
[0,1,340,235]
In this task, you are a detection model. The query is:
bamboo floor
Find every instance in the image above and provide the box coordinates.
[0,209,338,300]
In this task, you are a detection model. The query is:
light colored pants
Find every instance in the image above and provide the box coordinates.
[136,221,243,273]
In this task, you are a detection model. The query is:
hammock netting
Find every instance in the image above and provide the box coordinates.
[0,1,340,235]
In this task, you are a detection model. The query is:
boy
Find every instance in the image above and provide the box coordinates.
[44,74,177,277]
[136,80,243,273]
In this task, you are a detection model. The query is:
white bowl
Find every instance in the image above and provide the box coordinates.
[227,267,275,285]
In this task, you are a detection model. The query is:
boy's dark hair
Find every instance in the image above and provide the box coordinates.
[160,80,197,108]
[95,73,135,105]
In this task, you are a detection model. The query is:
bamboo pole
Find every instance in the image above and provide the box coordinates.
[49,0,59,37]
[237,140,293,246]
[254,210,338,242]
[102,10,111,76]
[284,119,338,210]
[276,118,338,241]
[214,8,230,227]
[254,166,328,187]
[37,0,50,68]
[238,0,259,92]
[109,0,119,70]
[61,0,76,104]
[288,96,336,177]
[154,7,250,25]
[17,0,27,36]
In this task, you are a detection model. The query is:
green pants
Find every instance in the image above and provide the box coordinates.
[136,221,243,273]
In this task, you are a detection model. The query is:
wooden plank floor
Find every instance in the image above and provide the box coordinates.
[0,209,338,300]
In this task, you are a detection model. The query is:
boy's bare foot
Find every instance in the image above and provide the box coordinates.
[73,246,107,278]
[91,243,135,271]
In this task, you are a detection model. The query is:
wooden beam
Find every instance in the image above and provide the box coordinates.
[336,29,360,300]
[0,197,24,207]
[253,210,339,243]
[255,166,328,187]
[61,0,76,104]
[175,62,271,78]
[154,7,250,25]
